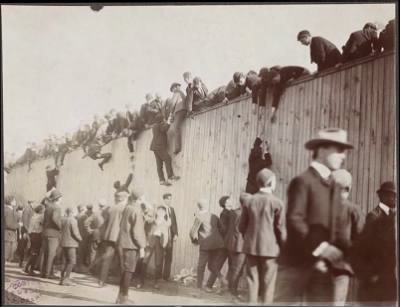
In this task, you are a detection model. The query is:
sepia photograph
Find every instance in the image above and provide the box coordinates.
[1,2,397,306]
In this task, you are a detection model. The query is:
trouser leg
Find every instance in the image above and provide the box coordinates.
[332,273,350,306]
[99,242,115,283]
[206,248,227,288]
[246,255,260,304]
[259,257,278,304]
[163,242,173,280]
[229,252,246,295]
[197,249,209,288]
[153,151,166,182]
[154,237,164,282]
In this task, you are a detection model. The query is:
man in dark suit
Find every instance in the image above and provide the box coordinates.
[352,182,397,306]
[60,206,82,286]
[87,137,112,171]
[84,204,104,271]
[190,199,227,291]
[261,66,311,122]
[225,194,249,299]
[297,30,342,72]
[158,193,178,281]
[41,189,63,279]
[150,113,180,186]
[5,195,19,262]
[240,169,286,304]
[379,19,395,52]
[116,191,146,304]
[246,138,272,194]
[341,23,379,63]
[277,128,354,304]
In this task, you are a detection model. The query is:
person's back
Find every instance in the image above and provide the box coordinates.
[102,201,126,243]
[310,36,341,71]
[150,121,169,151]
[196,211,224,250]
[61,215,81,248]
[379,19,395,52]
[241,192,285,257]
[342,28,378,62]
[43,202,62,238]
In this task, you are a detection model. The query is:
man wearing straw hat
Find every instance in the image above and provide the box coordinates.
[278,128,354,304]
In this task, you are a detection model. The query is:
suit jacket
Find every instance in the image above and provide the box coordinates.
[43,202,62,238]
[379,19,395,52]
[190,211,224,251]
[77,212,89,239]
[150,122,170,152]
[224,207,244,253]
[239,191,286,257]
[5,205,18,242]
[22,204,34,232]
[247,147,272,187]
[101,201,126,243]
[342,29,379,63]
[170,90,187,114]
[84,211,104,241]
[218,209,230,239]
[310,36,341,71]
[351,205,396,281]
[118,203,146,250]
[159,205,178,240]
[61,216,82,248]
[285,167,341,265]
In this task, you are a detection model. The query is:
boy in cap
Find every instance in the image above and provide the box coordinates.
[41,189,63,279]
[297,30,341,72]
[239,169,286,304]
[24,204,44,276]
[150,113,180,186]
[281,128,354,304]
[116,191,146,304]
[232,71,264,105]
[60,206,82,285]
[352,181,397,305]
[328,169,365,305]
[341,22,379,63]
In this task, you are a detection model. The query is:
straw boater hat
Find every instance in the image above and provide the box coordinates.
[305,128,354,150]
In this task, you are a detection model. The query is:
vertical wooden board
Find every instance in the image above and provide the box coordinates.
[386,55,396,183]
[320,74,331,130]
[380,55,391,185]
[285,84,296,201]
[241,99,254,193]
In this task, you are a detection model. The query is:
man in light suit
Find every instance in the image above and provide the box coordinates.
[5,195,19,263]
[277,128,354,305]
[352,182,397,306]
[240,169,286,304]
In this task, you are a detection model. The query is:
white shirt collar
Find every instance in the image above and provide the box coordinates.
[310,161,332,180]
[379,202,391,216]
[259,187,273,194]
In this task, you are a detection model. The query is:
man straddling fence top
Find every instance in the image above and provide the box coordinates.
[279,128,354,305]
[297,30,341,72]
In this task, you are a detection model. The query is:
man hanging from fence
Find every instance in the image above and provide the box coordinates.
[262,66,310,123]
[246,138,273,194]
[87,137,113,171]
[46,165,60,192]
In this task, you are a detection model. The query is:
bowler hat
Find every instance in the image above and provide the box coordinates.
[305,128,354,150]
[48,189,63,202]
[377,181,396,194]
[170,83,181,92]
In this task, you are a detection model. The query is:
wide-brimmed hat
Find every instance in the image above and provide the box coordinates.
[377,181,396,194]
[170,82,181,92]
[305,128,354,150]
[48,189,63,202]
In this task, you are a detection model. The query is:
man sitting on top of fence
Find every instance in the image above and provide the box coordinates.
[297,30,342,72]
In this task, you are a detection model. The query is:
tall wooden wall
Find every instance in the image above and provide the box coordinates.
[5,52,396,277]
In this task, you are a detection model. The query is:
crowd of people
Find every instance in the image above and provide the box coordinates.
[6,19,394,178]
[4,18,396,306]
[4,127,397,305]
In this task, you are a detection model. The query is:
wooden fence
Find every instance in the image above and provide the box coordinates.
[5,52,396,280]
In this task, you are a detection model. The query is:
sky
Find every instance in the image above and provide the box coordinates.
[2,3,396,158]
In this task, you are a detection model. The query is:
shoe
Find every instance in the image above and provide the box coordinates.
[48,274,58,280]
[98,281,105,288]
[62,278,73,286]
[98,163,104,171]
[134,283,142,289]
[119,296,129,304]
[153,282,160,289]
[169,175,180,181]
[29,271,38,277]
[115,295,121,304]
[160,181,172,186]
[204,287,214,293]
